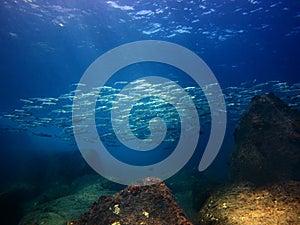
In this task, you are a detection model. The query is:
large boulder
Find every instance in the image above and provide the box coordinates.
[195,181,300,225]
[229,93,300,184]
[72,177,193,225]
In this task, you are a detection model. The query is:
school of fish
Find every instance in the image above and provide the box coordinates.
[0,79,299,148]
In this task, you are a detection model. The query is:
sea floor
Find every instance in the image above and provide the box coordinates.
[16,171,203,225]
[0,151,299,225]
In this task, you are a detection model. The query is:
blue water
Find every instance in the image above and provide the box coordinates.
[0,0,299,185]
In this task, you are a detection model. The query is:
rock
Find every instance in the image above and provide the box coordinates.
[72,177,194,225]
[195,180,300,225]
[229,93,300,184]
[195,94,300,225]
[0,183,37,225]
[18,175,117,225]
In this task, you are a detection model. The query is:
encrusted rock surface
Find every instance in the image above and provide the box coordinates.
[229,93,300,184]
[195,94,300,225]
[195,181,300,225]
[72,177,193,225]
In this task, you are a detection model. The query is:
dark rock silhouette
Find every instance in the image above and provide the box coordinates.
[229,93,300,184]
[195,93,300,225]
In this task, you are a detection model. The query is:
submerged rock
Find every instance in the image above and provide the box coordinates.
[195,94,300,225]
[18,175,117,225]
[72,177,193,225]
[195,181,300,225]
[229,93,300,184]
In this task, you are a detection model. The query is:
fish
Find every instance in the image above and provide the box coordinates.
[20,99,34,104]
[32,132,53,138]
[71,83,86,87]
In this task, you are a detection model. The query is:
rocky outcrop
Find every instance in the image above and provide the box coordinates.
[195,93,300,225]
[195,181,300,225]
[229,93,300,184]
[72,177,193,225]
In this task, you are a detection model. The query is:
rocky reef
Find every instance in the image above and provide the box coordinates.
[195,93,300,225]
[16,161,199,225]
[230,93,300,184]
[15,93,300,225]
[196,181,300,224]
[72,177,193,225]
